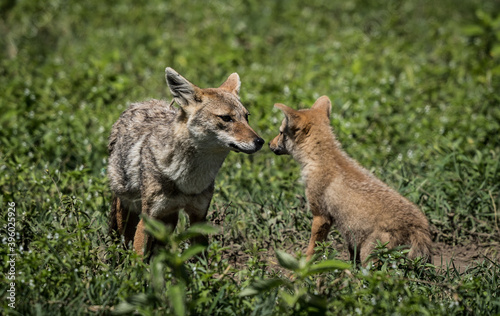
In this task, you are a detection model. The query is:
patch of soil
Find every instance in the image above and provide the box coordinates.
[217,237,500,273]
[432,241,500,272]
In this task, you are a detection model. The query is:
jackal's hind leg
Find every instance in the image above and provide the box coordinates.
[109,196,139,248]
[113,198,139,248]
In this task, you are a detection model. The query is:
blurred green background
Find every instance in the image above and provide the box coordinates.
[1,0,499,314]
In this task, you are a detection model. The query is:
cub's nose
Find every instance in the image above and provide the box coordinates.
[254,137,265,150]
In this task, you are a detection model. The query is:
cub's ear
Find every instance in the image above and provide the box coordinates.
[274,103,294,115]
[219,73,241,96]
[165,67,200,106]
[311,96,331,119]
[274,103,302,123]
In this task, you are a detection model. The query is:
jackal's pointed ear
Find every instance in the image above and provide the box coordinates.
[311,96,332,119]
[219,73,241,96]
[274,103,302,124]
[165,67,200,106]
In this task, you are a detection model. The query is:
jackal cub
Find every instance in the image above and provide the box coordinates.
[269,96,432,263]
[108,68,264,255]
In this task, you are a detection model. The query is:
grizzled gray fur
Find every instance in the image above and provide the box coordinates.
[108,67,264,255]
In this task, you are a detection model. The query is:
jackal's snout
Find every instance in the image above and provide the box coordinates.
[229,132,264,154]
[253,136,265,151]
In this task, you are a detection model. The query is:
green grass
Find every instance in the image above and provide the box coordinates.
[1,0,500,314]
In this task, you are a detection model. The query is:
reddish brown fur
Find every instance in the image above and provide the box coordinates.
[269,96,432,263]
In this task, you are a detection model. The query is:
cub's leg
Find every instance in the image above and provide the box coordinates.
[306,215,332,260]
[359,232,391,263]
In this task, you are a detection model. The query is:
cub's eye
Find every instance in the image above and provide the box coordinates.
[218,115,233,122]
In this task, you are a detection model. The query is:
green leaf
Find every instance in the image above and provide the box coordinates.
[275,250,300,271]
[113,302,136,315]
[239,287,260,297]
[113,301,136,315]
[142,215,172,243]
[208,284,228,314]
[302,293,328,311]
[279,290,298,307]
[113,293,152,314]
[491,45,500,58]
[169,284,186,316]
[494,15,500,28]
[239,278,287,297]
[188,223,220,235]
[180,244,206,262]
[175,223,220,242]
[150,257,165,292]
[128,293,151,306]
[461,25,485,37]
[305,259,351,277]
[491,64,500,75]
[476,10,492,25]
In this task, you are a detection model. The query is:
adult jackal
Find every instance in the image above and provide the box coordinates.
[108,68,264,255]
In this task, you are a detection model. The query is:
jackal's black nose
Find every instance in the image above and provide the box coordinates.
[254,137,265,150]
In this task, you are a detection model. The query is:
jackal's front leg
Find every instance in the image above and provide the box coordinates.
[306,215,332,260]
[185,204,210,246]
[133,217,153,256]
[134,192,157,256]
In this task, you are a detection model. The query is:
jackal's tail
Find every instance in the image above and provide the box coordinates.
[408,228,433,263]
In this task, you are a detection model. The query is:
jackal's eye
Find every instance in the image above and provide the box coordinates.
[244,113,250,122]
[218,115,233,122]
